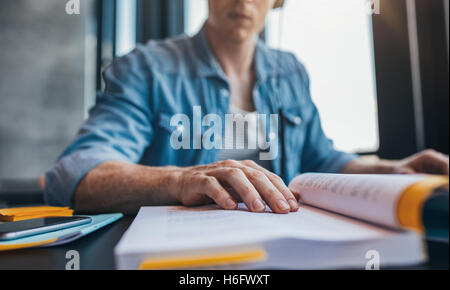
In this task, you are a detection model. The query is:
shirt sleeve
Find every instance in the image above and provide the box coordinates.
[296,61,359,174]
[44,48,154,206]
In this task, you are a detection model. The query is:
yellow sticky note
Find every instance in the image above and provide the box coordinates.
[0,206,74,222]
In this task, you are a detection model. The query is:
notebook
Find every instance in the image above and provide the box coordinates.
[115,173,448,270]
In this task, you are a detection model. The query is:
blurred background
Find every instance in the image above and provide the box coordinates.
[0,0,448,206]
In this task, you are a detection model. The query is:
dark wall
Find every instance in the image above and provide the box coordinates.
[415,0,449,155]
[373,0,449,159]
[0,0,85,178]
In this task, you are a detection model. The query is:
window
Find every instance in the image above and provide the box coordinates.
[185,0,380,153]
[116,0,137,56]
[267,0,379,153]
[0,0,97,179]
[184,0,208,36]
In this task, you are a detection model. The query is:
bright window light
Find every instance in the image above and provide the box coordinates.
[184,0,208,36]
[116,0,137,56]
[267,0,379,153]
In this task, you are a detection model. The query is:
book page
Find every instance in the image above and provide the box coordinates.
[115,203,401,256]
[288,173,426,228]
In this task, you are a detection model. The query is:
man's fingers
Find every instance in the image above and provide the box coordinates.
[241,167,291,214]
[241,160,299,211]
[194,176,237,210]
[267,173,299,211]
[418,150,450,175]
[205,160,298,213]
[394,167,417,174]
[207,168,266,213]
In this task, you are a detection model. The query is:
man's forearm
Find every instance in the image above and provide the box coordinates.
[73,161,180,214]
[341,157,399,174]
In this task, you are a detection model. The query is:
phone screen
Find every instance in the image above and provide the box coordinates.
[0,216,91,240]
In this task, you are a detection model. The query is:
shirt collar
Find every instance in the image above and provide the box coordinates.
[191,25,278,82]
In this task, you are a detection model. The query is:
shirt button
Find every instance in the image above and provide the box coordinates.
[293,117,302,125]
[220,89,230,98]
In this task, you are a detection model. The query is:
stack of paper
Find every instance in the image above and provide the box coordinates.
[0,206,73,222]
[115,204,425,270]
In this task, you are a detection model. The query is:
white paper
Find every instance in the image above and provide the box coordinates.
[115,203,401,256]
[288,173,426,228]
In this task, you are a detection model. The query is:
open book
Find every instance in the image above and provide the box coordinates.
[114,174,448,270]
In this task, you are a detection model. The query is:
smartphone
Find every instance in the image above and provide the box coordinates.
[0,216,92,241]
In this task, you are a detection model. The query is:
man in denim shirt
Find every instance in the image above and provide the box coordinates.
[45,0,449,214]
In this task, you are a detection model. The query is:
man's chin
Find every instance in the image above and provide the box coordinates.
[226,28,256,43]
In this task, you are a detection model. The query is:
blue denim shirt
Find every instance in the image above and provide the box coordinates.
[45,26,358,206]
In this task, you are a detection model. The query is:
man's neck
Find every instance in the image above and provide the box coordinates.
[205,23,257,78]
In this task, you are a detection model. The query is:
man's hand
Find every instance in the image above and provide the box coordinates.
[342,149,449,175]
[393,149,449,175]
[168,160,299,214]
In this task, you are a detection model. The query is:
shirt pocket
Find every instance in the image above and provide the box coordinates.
[281,106,304,155]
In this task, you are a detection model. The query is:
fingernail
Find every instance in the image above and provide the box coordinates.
[252,199,266,212]
[277,199,290,211]
[225,199,237,209]
[288,199,299,210]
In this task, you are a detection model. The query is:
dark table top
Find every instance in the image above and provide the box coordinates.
[0,216,448,270]
[0,216,134,270]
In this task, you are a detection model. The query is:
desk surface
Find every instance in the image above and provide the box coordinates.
[0,216,448,270]
[0,216,134,270]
